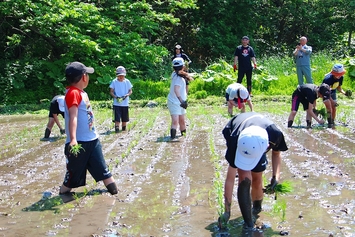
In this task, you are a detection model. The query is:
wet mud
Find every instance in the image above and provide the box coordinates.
[1,103,355,236]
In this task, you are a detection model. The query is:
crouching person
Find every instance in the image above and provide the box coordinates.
[218,112,288,229]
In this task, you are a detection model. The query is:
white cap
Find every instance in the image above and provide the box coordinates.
[57,96,65,112]
[116,66,126,76]
[239,88,249,100]
[235,126,269,170]
[172,57,185,67]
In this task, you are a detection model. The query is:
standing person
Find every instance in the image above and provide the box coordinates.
[322,64,347,116]
[233,36,257,95]
[225,82,253,116]
[171,44,193,93]
[59,62,118,201]
[287,83,335,128]
[218,112,288,229]
[171,44,192,66]
[109,66,133,133]
[41,95,66,140]
[293,36,313,85]
[167,57,188,140]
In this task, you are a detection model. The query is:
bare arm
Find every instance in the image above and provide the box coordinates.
[174,85,182,102]
[109,88,117,98]
[251,57,257,67]
[52,114,63,130]
[307,102,323,123]
[234,56,238,69]
[68,106,78,146]
[246,100,253,111]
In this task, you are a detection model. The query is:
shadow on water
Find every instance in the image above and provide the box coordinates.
[39,136,65,142]
[22,189,107,213]
[205,217,281,237]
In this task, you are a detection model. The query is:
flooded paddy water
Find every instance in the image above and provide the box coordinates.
[1,99,355,236]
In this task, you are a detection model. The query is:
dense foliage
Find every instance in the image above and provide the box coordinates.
[1,0,355,104]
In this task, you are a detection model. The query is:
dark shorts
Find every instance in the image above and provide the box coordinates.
[291,92,308,111]
[63,139,112,188]
[331,90,337,101]
[113,106,129,122]
[49,101,64,118]
[225,93,238,103]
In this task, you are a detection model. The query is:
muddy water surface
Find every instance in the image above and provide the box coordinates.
[1,105,355,236]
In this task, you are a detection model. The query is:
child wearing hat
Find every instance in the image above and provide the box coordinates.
[59,62,118,201]
[287,83,336,128]
[41,95,65,140]
[218,112,288,229]
[225,82,253,115]
[109,66,133,133]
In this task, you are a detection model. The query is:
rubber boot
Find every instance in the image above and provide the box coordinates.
[237,178,254,228]
[115,126,119,133]
[306,120,311,128]
[327,118,334,128]
[122,126,126,131]
[287,120,293,128]
[106,182,118,195]
[44,128,51,138]
[170,128,176,139]
[181,129,186,136]
[252,199,263,215]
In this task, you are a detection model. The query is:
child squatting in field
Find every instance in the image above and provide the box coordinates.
[225,82,253,116]
[59,62,118,200]
[287,83,336,128]
[42,95,66,140]
[219,112,288,229]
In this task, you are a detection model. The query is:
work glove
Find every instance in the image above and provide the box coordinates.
[264,176,278,194]
[233,64,237,72]
[254,64,257,70]
[60,128,65,135]
[217,212,230,229]
[180,100,188,109]
[345,89,352,97]
[122,95,128,100]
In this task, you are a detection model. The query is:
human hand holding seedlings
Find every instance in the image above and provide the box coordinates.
[69,143,84,157]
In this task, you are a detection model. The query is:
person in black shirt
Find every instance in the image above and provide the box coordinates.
[218,112,288,229]
[233,36,257,95]
[287,83,335,128]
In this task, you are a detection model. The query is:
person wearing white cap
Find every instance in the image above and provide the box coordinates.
[218,112,288,229]
[225,83,253,116]
[41,95,65,140]
[322,64,348,123]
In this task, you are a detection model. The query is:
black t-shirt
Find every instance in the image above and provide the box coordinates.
[234,45,255,70]
[293,84,330,104]
[223,112,288,168]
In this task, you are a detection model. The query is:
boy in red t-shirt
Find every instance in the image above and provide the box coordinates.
[59,62,118,202]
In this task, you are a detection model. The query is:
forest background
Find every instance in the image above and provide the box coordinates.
[1,0,355,107]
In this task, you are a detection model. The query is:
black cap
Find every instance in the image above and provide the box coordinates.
[65,62,94,78]
[319,83,331,100]
[242,36,249,40]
